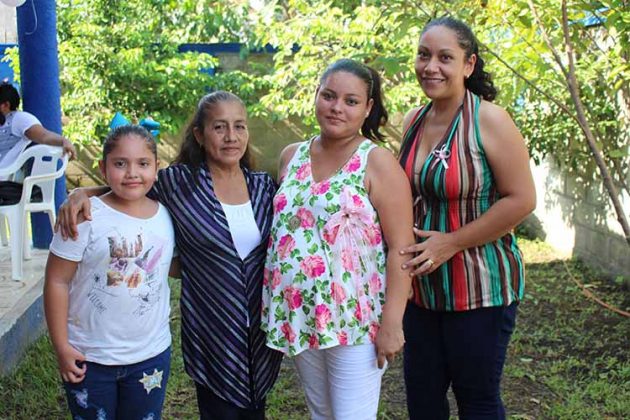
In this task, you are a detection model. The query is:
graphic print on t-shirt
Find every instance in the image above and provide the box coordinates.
[88,229,165,317]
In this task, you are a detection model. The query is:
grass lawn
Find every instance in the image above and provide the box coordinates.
[0,239,628,419]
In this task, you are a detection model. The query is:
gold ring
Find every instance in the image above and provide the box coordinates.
[426,258,435,267]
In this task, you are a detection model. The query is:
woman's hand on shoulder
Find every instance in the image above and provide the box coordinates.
[55,189,93,241]
[277,142,302,184]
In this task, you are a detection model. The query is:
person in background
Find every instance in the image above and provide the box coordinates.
[0,81,76,172]
[398,17,536,419]
[45,125,175,419]
[262,58,415,419]
[56,91,283,420]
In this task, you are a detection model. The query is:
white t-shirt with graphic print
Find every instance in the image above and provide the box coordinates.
[49,196,175,365]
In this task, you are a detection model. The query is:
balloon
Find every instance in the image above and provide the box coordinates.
[0,0,27,7]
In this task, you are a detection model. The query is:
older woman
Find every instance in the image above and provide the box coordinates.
[398,17,536,419]
[57,91,283,419]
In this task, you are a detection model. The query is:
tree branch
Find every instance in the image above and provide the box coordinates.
[527,0,571,80]
[560,0,630,245]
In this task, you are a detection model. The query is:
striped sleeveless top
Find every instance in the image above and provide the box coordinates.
[398,90,524,311]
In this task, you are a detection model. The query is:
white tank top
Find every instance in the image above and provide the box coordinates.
[220,201,261,260]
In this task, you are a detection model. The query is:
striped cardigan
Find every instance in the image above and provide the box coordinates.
[152,164,283,409]
[398,90,525,312]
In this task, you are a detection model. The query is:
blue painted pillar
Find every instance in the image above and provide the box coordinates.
[17,0,66,249]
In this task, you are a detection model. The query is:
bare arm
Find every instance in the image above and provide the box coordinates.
[44,254,86,383]
[366,147,415,368]
[168,257,181,279]
[55,186,110,240]
[277,142,301,183]
[24,124,77,160]
[402,107,422,135]
[402,101,536,275]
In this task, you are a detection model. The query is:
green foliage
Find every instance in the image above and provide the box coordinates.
[254,0,424,139]
[477,0,630,189]
[253,0,629,192]
[1,46,20,81]
[53,0,259,147]
[4,0,267,150]
[2,243,627,418]
[506,240,630,419]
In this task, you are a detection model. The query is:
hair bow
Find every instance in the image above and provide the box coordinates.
[109,112,161,140]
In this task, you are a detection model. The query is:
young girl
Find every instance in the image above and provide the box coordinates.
[55,92,284,418]
[44,125,176,419]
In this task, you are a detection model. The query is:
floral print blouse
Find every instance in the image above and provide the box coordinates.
[262,139,387,356]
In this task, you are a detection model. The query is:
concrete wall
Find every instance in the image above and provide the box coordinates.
[531,158,630,280]
[0,4,17,44]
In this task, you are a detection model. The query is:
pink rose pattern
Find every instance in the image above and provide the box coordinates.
[345,154,361,173]
[300,256,326,278]
[310,180,330,195]
[284,286,303,310]
[295,162,311,181]
[273,193,287,214]
[296,208,315,228]
[277,234,296,259]
[271,268,282,290]
[261,140,386,356]
[331,282,346,304]
[315,304,332,331]
[281,322,296,343]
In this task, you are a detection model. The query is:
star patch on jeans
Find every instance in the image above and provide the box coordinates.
[138,368,163,394]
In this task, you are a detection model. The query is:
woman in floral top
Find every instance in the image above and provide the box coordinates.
[262,59,414,419]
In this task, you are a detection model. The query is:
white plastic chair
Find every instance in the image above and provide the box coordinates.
[0,145,69,280]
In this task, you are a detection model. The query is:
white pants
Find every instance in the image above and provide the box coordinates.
[293,344,385,420]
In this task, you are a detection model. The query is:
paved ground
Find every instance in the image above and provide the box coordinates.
[0,246,47,325]
[0,244,48,374]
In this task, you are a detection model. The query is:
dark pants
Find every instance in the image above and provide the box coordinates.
[403,303,518,420]
[63,347,171,420]
[195,383,265,420]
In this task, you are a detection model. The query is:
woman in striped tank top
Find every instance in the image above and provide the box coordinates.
[398,18,536,419]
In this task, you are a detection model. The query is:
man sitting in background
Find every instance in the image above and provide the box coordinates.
[0,81,76,176]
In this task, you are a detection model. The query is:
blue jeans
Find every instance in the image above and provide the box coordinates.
[403,303,518,420]
[63,347,171,420]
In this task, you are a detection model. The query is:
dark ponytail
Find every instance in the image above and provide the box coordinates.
[423,17,497,102]
[320,58,389,142]
[174,91,252,174]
